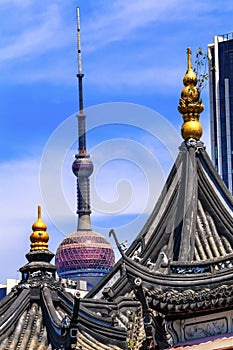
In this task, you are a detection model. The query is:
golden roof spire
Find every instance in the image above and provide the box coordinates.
[187,47,192,71]
[178,48,204,140]
[30,205,49,251]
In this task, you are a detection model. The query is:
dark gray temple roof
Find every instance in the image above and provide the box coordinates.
[2,137,231,349]
[0,247,140,349]
[88,139,233,312]
[0,249,73,349]
[131,139,233,266]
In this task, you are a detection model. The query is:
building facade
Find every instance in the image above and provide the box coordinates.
[208,33,233,194]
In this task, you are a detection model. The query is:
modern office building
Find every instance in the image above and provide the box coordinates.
[208,33,233,194]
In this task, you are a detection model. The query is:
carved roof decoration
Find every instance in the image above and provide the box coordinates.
[178,48,204,140]
[30,205,49,251]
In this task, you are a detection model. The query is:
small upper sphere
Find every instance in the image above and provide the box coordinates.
[72,156,93,178]
[183,69,197,86]
[32,217,47,232]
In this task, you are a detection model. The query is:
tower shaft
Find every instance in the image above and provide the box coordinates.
[78,113,86,155]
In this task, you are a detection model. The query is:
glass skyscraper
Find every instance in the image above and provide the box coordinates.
[208,33,233,194]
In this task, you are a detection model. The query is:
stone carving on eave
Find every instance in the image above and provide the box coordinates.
[145,283,233,314]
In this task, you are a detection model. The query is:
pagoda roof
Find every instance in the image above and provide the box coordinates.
[0,251,141,349]
[0,206,141,349]
[88,139,233,314]
[0,273,73,349]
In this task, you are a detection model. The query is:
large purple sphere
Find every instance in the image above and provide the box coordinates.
[55,231,115,287]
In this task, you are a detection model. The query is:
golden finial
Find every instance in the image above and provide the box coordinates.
[178,48,204,140]
[187,47,192,71]
[30,205,49,251]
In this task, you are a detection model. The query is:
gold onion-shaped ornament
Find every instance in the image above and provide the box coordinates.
[30,205,49,251]
[178,48,204,140]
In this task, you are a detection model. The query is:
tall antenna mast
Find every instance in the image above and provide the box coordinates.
[76,7,86,155]
[72,7,93,230]
[77,7,84,115]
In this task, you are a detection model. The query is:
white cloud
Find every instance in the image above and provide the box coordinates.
[0,139,169,282]
[0,0,32,7]
[0,157,40,220]
[0,158,60,280]
[0,3,219,74]
[0,157,41,282]
[87,63,184,91]
[62,141,166,218]
[1,0,232,93]
[0,154,74,283]
[83,0,232,51]
[14,57,75,84]
[0,3,73,62]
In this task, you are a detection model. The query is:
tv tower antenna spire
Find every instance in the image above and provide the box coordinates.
[72,7,93,230]
[77,7,84,115]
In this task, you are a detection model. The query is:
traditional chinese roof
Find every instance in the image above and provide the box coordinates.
[74,139,230,321]
[89,91,233,312]
[0,276,141,349]
[0,207,141,349]
[86,49,233,348]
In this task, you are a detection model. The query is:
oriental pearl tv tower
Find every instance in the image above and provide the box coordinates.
[55,8,115,290]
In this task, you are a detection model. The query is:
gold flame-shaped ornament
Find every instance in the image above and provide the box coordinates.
[178,48,204,140]
[30,205,49,251]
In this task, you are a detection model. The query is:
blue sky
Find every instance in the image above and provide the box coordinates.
[0,0,233,283]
